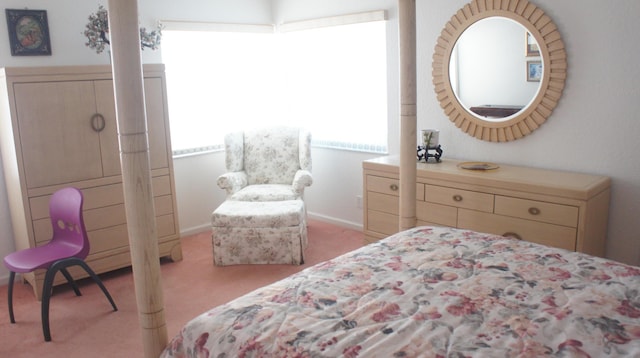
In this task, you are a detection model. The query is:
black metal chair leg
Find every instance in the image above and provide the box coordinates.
[41,258,118,341]
[77,260,118,312]
[41,264,58,341]
[8,271,15,324]
[60,267,82,296]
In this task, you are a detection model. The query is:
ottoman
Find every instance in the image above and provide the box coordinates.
[211,200,307,266]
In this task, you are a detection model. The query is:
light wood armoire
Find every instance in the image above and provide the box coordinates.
[0,65,182,299]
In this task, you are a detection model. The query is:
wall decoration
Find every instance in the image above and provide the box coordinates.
[525,31,540,57]
[5,9,52,56]
[527,61,542,82]
[83,5,162,55]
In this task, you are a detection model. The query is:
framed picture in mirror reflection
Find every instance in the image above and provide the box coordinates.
[525,32,539,57]
[527,61,542,82]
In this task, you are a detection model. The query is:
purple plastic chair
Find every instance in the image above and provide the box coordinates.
[3,187,117,341]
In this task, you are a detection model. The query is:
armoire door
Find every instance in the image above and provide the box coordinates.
[13,81,107,188]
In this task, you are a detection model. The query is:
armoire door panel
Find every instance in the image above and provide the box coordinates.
[93,79,121,177]
[14,81,104,188]
[144,77,170,170]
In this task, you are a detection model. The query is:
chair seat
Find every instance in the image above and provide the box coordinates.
[212,200,304,228]
[229,184,298,202]
[4,242,82,273]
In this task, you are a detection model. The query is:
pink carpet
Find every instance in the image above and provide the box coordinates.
[0,220,365,357]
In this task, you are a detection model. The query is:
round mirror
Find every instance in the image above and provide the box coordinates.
[451,17,541,121]
[433,0,566,142]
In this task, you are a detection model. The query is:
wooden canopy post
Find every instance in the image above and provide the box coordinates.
[107,1,168,356]
[398,0,417,231]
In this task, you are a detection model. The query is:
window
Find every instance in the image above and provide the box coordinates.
[161,13,388,156]
[162,29,278,155]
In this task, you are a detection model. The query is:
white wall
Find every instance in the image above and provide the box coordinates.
[1,0,640,286]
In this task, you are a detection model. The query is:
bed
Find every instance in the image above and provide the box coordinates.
[160,226,640,357]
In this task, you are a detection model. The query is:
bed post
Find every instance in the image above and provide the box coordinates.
[398,0,417,231]
[107,1,168,356]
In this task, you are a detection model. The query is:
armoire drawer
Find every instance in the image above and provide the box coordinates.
[29,182,124,220]
[32,193,175,244]
[494,196,578,227]
[458,209,577,251]
[424,184,494,213]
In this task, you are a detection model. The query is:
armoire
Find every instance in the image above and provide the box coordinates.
[0,65,182,299]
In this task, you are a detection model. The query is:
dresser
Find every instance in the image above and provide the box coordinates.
[363,156,610,257]
[0,65,182,299]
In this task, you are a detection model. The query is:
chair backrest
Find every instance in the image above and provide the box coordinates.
[225,127,312,185]
[48,187,90,260]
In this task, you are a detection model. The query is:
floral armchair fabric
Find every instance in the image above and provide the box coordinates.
[217,127,313,201]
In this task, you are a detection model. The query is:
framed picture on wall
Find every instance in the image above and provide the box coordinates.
[5,9,52,56]
[525,32,540,57]
[527,61,542,82]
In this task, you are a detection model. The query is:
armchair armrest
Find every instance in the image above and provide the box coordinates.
[292,170,313,196]
[217,171,248,196]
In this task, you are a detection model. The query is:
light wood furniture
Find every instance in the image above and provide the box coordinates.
[363,156,610,257]
[0,65,182,299]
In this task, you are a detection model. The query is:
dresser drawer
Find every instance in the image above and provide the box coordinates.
[458,209,577,251]
[368,192,398,215]
[495,196,578,227]
[367,176,399,196]
[367,175,425,200]
[367,210,399,236]
[417,201,457,227]
[425,185,494,213]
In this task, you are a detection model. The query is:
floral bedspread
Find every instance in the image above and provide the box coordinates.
[161,226,640,357]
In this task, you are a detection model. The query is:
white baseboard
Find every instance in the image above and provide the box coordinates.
[179,223,212,237]
[306,211,363,231]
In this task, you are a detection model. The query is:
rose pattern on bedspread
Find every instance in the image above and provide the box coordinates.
[161,226,640,357]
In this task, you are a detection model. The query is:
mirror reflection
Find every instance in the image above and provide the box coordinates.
[449,17,542,122]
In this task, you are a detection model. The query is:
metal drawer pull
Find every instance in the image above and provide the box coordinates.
[452,194,463,202]
[528,207,540,215]
[503,232,522,240]
[390,184,399,191]
[90,113,106,133]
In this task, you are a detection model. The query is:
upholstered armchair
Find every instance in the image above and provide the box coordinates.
[217,127,312,201]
